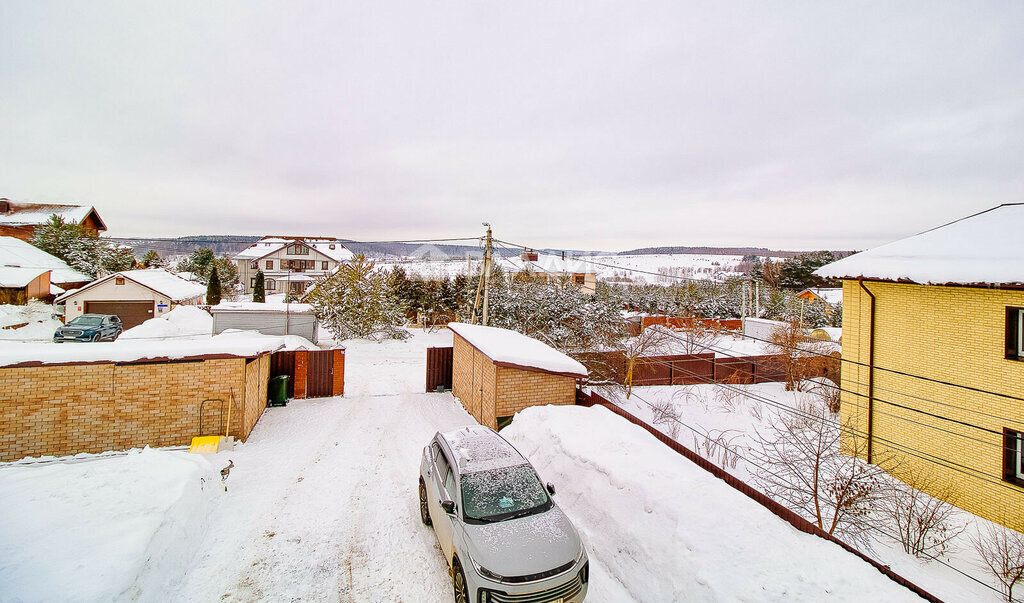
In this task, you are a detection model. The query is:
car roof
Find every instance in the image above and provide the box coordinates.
[79,314,115,318]
[438,425,527,474]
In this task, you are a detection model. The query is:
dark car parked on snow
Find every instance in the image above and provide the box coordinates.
[53,314,123,342]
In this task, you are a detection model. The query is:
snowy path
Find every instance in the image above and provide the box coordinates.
[167,331,475,601]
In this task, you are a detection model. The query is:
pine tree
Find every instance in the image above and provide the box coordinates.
[253,270,266,302]
[306,254,408,341]
[141,250,163,268]
[207,265,222,306]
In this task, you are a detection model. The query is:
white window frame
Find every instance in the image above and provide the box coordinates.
[1018,309,1023,357]
[1017,432,1023,480]
[266,279,276,291]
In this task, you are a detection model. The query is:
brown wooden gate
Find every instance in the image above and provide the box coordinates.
[270,350,296,398]
[426,346,453,392]
[307,349,335,398]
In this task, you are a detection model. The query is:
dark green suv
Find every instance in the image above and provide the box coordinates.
[53,314,123,342]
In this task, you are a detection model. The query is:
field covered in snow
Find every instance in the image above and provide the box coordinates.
[0,328,964,602]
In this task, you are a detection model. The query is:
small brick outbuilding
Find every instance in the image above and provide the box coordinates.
[449,323,588,430]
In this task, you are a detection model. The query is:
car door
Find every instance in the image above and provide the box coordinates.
[430,445,456,562]
[102,317,114,339]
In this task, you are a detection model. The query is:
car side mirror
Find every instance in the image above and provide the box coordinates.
[441,500,456,514]
[546,483,556,495]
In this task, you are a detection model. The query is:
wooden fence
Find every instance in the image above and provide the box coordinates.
[577,351,831,387]
[270,348,345,400]
[426,346,454,392]
[577,390,940,603]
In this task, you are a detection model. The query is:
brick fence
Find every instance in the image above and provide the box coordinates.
[578,390,940,603]
[0,354,271,461]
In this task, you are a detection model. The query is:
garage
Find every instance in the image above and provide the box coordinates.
[84,301,155,329]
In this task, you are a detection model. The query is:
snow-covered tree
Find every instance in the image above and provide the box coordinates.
[176,247,239,291]
[306,255,409,341]
[141,250,163,268]
[30,214,136,277]
[207,266,222,305]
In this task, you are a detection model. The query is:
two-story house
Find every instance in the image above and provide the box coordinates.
[234,236,354,297]
[816,203,1024,532]
[0,198,107,241]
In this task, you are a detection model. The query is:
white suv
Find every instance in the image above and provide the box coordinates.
[419,425,589,603]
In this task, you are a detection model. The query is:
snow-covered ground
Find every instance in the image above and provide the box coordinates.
[0,328,984,602]
[603,383,1007,602]
[0,301,60,341]
[120,305,213,340]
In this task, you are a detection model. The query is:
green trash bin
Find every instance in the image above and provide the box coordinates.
[268,375,291,406]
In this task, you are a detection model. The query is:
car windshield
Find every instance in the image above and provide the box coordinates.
[69,316,103,326]
[461,464,550,522]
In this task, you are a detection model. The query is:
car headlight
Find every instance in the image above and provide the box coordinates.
[469,555,505,582]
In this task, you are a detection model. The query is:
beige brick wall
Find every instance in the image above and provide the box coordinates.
[452,333,577,429]
[839,280,1024,532]
[0,355,270,462]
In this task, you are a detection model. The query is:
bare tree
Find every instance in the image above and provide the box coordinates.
[882,468,966,558]
[620,324,673,399]
[649,397,682,440]
[692,429,744,470]
[766,321,834,392]
[971,523,1024,602]
[752,404,889,547]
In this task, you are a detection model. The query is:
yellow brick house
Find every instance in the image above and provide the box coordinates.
[816,204,1024,532]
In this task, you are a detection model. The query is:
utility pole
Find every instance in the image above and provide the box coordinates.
[482,223,493,326]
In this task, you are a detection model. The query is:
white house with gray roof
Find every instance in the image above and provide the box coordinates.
[234,236,354,296]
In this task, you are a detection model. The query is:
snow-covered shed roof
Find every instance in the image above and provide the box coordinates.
[55,269,206,303]
[797,287,843,305]
[448,322,588,378]
[0,201,106,230]
[0,236,92,284]
[501,255,597,275]
[815,203,1024,286]
[211,301,315,314]
[0,330,289,369]
[233,237,354,263]
[0,267,47,288]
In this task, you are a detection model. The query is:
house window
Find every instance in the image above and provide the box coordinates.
[329,244,336,250]
[250,278,256,287]
[1005,429,1024,486]
[573,274,585,285]
[322,261,328,270]
[115,277,125,285]
[250,261,257,270]
[266,260,274,270]
[289,244,309,255]
[1006,307,1024,360]
[266,279,276,291]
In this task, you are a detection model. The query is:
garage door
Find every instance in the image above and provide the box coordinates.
[84,301,155,330]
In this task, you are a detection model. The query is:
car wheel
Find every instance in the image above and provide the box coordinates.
[91,333,101,342]
[452,557,468,603]
[419,481,432,526]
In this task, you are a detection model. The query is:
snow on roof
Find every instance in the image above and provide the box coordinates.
[440,425,526,473]
[0,330,290,368]
[211,301,315,314]
[501,255,597,275]
[0,236,92,284]
[233,237,354,263]
[56,269,206,303]
[799,287,843,305]
[816,203,1024,286]
[0,266,47,288]
[0,202,102,229]
[447,322,588,377]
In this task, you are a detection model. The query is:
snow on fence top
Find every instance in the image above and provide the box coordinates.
[816,203,1024,286]
[211,301,315,313]
[0,331,296,368]
[448,322,588,378]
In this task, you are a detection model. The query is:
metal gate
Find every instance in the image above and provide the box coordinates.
[307,349,335,398]
[426,346,453,392]
[270,350,296,398]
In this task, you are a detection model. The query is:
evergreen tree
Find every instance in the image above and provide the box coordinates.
[253,270,266,302]
[779,251,838,289]
[101,244,138,273]
[176,247,239,291]
[141,250,163,268]
[207,265,222,306]
[306,255,408,341]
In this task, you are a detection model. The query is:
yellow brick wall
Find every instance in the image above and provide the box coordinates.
[0,356,268,461]
[839,280,1024,531]
[452,333,577,429]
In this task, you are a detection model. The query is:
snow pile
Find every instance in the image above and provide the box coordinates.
[448,322,588,377]
[0,301,61,341]
[0,448,227,602]
[816,203,1024,285]
[121,306,213,339]
[502,405,922,601]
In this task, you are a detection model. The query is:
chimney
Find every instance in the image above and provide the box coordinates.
[0,199,10,214]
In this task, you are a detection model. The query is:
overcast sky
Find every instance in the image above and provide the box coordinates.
[2,1,1022,251]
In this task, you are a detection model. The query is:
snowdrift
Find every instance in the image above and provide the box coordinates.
[0,448,227,602]
[502,405,922,602]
